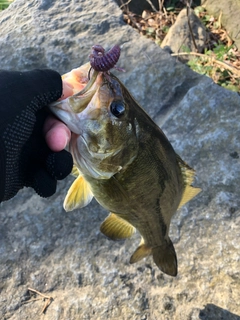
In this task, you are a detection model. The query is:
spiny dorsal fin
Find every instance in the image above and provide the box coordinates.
[130,242,152,264]
[64,175,93,212]
[152,238,178,277]
[178,185,201,209]
[100,213,135,240]
[177,155,201,208]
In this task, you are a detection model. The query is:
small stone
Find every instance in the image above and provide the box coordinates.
[161,8,208,53]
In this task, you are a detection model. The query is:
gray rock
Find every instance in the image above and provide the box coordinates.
[202,0,240,50]
[161,8,208,53]
[1,0,240,319]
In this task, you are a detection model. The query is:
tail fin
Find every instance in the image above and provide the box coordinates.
[152,238,178,277]
[130,237,178,277]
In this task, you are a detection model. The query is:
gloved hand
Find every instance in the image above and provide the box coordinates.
[0,69,73,202]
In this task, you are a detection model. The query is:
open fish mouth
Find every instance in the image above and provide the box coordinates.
[49,63,100,116]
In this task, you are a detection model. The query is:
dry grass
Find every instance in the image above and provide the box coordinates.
[120,0,240,92]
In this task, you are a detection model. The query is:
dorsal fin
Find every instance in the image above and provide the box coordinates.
[177,155,201,208]
[177,155,196,185]
[64,175,93,212]
[100,213,135,240]
[178,185,201,209]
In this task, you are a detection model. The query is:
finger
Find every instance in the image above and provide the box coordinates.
[43,116,71,152]
[46,150,73,180]
[61,80,74,100]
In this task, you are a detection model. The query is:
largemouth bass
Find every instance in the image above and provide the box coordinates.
[50,62,201,276]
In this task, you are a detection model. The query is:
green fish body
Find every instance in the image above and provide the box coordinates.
[50,63,201,276]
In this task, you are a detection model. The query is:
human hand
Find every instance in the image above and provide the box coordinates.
[43,80,74,152]
[0,69,73,202]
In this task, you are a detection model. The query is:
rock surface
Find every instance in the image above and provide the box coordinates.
[202,0,240,49]
[0,0,240,319]
[161,8,208,53]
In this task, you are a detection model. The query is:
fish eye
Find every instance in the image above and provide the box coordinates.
[110,101,125,118]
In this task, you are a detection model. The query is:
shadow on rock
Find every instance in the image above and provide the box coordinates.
[199,304,240,320]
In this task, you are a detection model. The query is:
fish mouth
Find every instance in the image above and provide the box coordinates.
[72,69,98,98]
[49,63,101,114]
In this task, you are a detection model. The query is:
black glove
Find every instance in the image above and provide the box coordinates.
[0,69,73,202]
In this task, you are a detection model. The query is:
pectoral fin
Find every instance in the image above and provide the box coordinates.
[152,238,178,276]
[71,165,80,177]
[178,185,201,209]
[64,175,93,212]
[100,213,135,240]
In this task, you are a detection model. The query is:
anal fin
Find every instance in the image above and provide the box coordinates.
[130,240,152,264]
[64,175,93,212]
[100,213,135,240]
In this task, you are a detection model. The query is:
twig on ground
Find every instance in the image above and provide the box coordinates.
[218,10,222,29]
[145,0,158,12]
[171,52,240,77]
[158,0,164,12]
[26,287,54,314]
[119,0,132,10]
[186,0,198,52]
[120,0,239,91]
